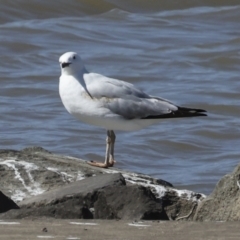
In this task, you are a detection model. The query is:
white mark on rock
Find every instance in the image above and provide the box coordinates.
[76,171,85,181]
[0,222,20,225]
[69,222,98,226]
[46,167,84,183]
[37,236,55,239]
[104,170,206,202]
[128,223,151,227]
[237,180,240,190]
[122,173,167,198]
[0,159,45,201]
[11,189,26,202]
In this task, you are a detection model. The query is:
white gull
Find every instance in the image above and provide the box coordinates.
[59,52,207,168]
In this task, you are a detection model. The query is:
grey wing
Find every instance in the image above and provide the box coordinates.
[83,73,150,99]
[106,96,177,119]
[84,72,178,119]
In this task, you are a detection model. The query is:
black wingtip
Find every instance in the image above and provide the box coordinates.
[142,106,207,119]
[178,107,208,116]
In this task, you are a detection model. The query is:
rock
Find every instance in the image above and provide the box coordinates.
[0,146,107,202]
[94,185,168,220]
[0,191,20,213]
[0,147,205,220]
[0,173,168,220]
[194,164,240,221]
[162,190,200,221]
[0,173,125,219]
[20,172,126,206]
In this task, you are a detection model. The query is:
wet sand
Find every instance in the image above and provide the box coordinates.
[0,219,240,240]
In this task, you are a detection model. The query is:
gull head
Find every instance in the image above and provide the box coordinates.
[59,52,85,75]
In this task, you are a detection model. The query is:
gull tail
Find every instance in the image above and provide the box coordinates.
[142,107,207,119]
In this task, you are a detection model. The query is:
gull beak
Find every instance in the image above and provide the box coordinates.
[61,62,71,68]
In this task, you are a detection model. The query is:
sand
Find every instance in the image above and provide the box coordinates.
[0,219,239,240]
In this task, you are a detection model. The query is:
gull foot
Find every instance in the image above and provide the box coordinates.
[87,160,116,168]
[109,159,116,167]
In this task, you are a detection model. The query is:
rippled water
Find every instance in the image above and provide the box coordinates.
[1,0,240,194]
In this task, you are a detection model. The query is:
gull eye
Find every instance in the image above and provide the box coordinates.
[73,56,76,60]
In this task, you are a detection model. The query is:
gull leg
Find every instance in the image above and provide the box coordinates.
[87,130,115,168]
[108,130,116,167]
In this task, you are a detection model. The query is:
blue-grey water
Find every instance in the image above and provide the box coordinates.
[1,0,240,194]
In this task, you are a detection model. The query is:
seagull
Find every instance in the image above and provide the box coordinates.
[59,52,207,168]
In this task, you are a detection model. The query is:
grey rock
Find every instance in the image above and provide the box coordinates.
[94,185,167,220]
[194,164,240,221]
[0,147,204,220]
[0,146,107,201]
[1,173,125,219]
[20,172,126,206]
[1,173,166,220]
[162,190,200,221]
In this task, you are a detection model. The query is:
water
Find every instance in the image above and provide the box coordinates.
[1,0,240,195]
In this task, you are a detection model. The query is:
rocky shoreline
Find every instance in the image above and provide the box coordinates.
[0,146,239,221]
